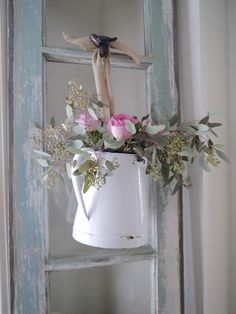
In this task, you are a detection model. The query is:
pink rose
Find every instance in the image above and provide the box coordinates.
[107,113,139,140]
[75,111,99,131]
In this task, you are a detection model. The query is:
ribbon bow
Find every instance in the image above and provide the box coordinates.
[63,33,140,119]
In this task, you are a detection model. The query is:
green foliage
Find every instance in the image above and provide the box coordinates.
[169,112,180,127]
[33,83,227,193]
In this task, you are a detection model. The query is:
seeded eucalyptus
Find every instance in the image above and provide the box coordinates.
[34,82,227,194]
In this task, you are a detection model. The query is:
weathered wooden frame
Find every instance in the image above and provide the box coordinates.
[9,0,184,313]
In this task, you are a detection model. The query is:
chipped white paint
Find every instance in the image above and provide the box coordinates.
[42,46,152,70]
[11,0,46,313]
[0,0,10,312]
[162,0,179,109]
[46,246,156,271]
[144,0,183,313]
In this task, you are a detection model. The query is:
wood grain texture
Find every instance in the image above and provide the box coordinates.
[42,46,152,70]
[11,0,46,313]
[46,247,157,272]
[144,0,184,313]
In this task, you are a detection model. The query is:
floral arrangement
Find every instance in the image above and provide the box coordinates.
[34,81,227,194]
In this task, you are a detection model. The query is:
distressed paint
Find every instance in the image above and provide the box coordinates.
[11,0,46,313]
[46,247,156,272]
[42,46,152,70]
[144,0,183,313]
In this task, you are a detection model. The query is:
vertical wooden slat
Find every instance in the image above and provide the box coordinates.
[10,0,183,312]
[144,0,184,313]
[11,0,46,313]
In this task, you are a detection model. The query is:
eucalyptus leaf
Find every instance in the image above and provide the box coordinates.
[96,101,109,108]
[34,149,51,158]
[182,145,196,153]
[73,125,86,135]
[91,138,103,150]
[141,114,150,122]
[161,162,169,181]
[71,139,83,149]
[50,116,55,128]
[178,125,196,133]
[146,124,165,135]
[178,151,194,159]
[190,137,196,148]
[197,124,209,132]
[83,178,91,193]
[202,146,210,154]
[78,160,94,173]
[91,103,100,111]
[96,125,106,133]
[88,108,98,120]
[73,168,82,176]
[37,158,49,168]
[199,115,209,125]
[69,134,86,141]
[150,134,169,145]
[151,104,159,124]
[83,172,92,193]
[213,144,226,150]
[66,105,74,119]
[169,113,180,126]
[163,175,175,187]
[215,149,229,163]
[104,139,124,150]
[124,120,136,135]
[66,147,85,154]
[208,122,222,128]
[172,180,182,195]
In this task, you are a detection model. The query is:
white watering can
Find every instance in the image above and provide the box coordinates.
[71,151,149,249]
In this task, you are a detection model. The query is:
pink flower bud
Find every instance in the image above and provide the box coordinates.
[107,113,139,141]
[75,111,99,131]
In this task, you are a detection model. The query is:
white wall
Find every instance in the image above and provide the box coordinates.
[228,1,236,313]
[178,0,231,313]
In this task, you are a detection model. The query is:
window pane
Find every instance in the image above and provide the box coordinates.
[49,260,151,314]
[46,62,146,257]
[46,0,144,55]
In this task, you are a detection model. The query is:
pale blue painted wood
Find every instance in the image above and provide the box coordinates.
[144,0,183,313]
[42,46,152,69]
[12,0,46,313]
[11,0,182,313]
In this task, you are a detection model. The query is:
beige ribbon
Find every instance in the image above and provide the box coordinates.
[63,33,140,120]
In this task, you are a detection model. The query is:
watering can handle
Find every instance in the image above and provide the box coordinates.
[135,157,148,168]
[71,155,90,221]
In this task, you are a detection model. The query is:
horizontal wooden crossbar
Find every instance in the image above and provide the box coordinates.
[42,46,152,70]
[45,246,157,272]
